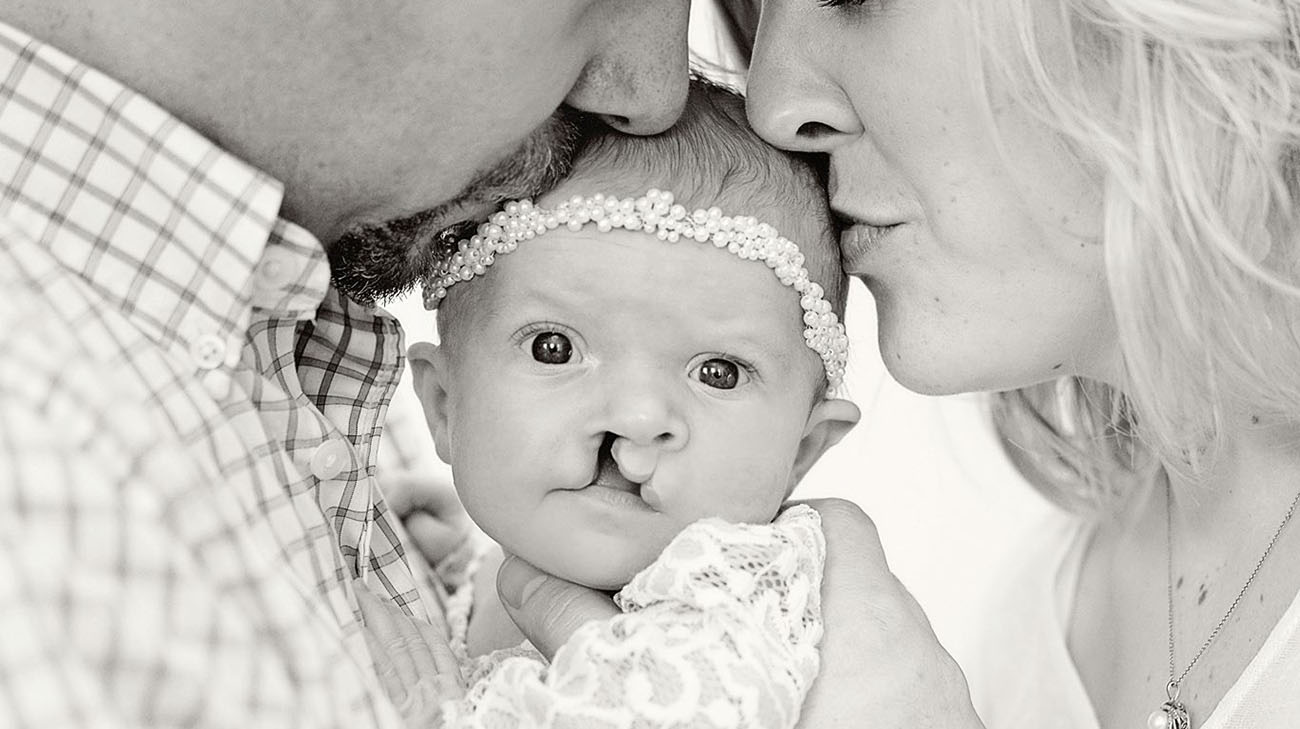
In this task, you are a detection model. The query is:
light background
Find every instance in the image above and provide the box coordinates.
[383,3,1059,665]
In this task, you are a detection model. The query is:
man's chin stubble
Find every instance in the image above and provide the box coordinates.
[327,106,591,305]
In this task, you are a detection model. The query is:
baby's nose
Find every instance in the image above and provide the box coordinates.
[604,385,689,451]
[599,370,689,483]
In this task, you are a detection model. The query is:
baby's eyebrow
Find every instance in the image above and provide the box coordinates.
[498,281,585,316]
[708,327,799,368]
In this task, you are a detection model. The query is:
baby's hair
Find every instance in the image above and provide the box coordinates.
[568,75,847,319]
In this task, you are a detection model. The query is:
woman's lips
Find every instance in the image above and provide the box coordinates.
[840,222,902,273]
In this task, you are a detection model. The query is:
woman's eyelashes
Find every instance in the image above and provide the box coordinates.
[815,0,890,13]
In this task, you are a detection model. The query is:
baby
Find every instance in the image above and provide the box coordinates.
[407,78,859,729]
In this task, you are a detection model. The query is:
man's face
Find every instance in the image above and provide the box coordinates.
[219,1,690,302]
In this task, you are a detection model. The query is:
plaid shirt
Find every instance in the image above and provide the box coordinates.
[0,22,430,728]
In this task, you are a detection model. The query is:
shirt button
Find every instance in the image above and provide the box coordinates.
[191,333,227,370]
[309,439,351,481]
[254,247,295,291]
[202,369,232,400]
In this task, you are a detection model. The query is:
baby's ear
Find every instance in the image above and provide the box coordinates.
[407,341,453,464]
[788,397,861,493]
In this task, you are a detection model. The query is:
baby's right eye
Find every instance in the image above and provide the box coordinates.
[530,331,573,364]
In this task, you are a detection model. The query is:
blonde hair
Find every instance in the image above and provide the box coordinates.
[975,0,1300,511]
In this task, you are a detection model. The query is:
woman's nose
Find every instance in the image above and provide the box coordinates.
[744,12,862,152]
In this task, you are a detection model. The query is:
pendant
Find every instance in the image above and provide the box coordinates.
[1147,680,1191,729]
[1147,701,1190,729]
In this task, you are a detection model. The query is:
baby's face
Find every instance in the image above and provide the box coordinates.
[418,203,850,589]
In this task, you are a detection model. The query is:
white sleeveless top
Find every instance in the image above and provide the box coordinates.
[964,508,1300,729]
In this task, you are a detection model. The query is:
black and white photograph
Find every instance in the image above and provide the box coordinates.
[3,2,1299,727]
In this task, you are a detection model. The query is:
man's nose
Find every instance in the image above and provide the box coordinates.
[565,1,690,135]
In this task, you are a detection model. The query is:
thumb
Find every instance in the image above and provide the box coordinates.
[496,554,620,660]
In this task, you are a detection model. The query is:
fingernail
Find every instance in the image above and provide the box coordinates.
[498,555,547,610]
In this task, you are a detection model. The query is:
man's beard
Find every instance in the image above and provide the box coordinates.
[328,106,590,305]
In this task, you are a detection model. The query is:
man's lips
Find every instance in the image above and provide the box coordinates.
[425,199,502,248]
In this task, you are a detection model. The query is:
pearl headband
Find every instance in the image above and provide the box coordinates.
[422,189,848,389]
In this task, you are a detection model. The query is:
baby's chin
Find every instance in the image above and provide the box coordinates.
[505,531,666,593]
[552,563,641,593]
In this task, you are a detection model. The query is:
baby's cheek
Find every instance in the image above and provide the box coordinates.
[698,458,792,524]
[722,420,804,516]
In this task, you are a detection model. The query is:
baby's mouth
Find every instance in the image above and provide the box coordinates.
[589,434,642,496]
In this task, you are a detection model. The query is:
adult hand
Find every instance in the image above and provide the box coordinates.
[494,553,620,659]
[384,469,472,569]
[796,498,985,728]
[495,499,985,728]
[355,582,465,727]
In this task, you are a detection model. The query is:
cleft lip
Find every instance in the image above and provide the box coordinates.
[591,462,641,496]
[589,435,642,496]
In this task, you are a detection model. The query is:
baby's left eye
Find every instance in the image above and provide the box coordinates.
[530,332,573,364]
[695,358,741,390]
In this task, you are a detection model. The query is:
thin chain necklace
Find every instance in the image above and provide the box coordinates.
[1147,476,1300,729]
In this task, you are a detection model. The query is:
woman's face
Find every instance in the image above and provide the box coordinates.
[739,0,1119,394]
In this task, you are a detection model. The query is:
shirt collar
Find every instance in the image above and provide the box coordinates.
[0,20,332,347]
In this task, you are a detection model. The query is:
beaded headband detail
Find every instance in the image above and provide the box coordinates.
[422,189,848,389]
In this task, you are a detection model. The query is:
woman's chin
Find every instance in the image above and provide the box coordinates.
[866,270,1119,395]
[879,351,983,396]
[875,325,1061,397]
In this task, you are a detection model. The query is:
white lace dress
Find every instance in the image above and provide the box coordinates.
[434,505,825,729]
